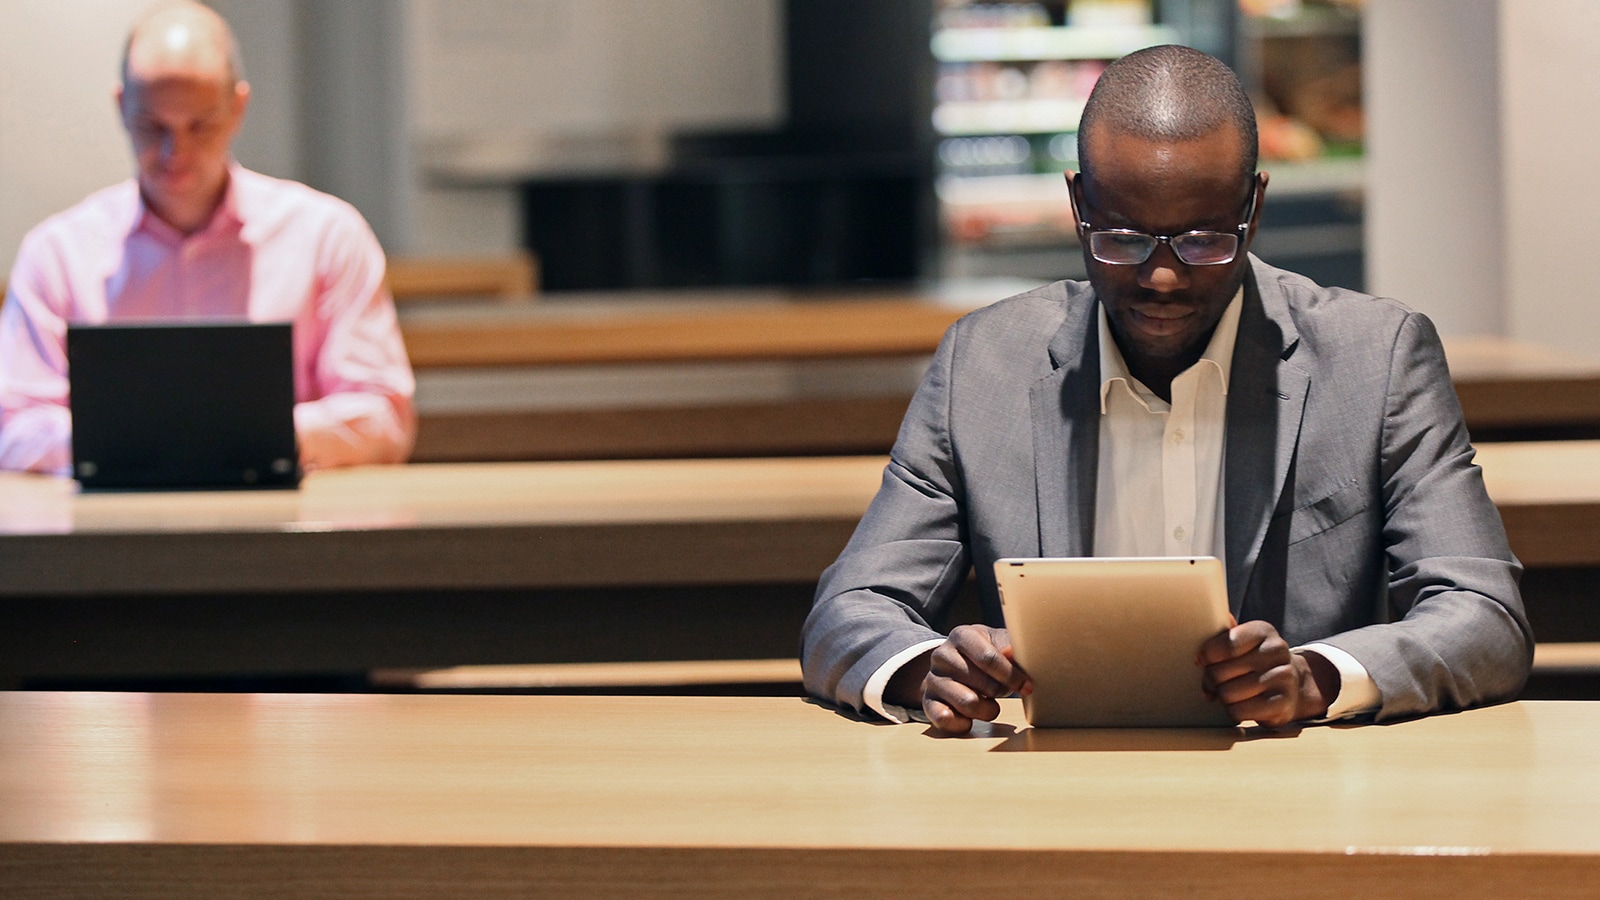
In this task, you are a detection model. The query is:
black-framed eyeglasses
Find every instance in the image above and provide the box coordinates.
[1069,178,1259,267]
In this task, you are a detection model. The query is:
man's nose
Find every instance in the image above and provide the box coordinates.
[1137,243,1189,293]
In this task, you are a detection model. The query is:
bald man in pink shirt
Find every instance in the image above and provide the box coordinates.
[0,1,415,475]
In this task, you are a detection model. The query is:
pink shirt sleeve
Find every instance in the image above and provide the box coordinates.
[0,233,75,476]
[293,210,416,472]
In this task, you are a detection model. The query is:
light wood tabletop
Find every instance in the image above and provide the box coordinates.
[0,457,885,597]
[400,288,1600,437]
[0,439,1597,598]
[397,283,1022,368]
[1447,336,1600,429]
[2,692,1597,898]
[3,435,1600,589]
[1476,439,1600,566]
[1,443,1596,684]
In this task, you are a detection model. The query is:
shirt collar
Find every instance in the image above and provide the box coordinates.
[133,160,245,241]
[1098,287,1244,413]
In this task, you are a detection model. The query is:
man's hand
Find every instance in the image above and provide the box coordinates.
[1197,620,1339,726]
[922,625,1032,735]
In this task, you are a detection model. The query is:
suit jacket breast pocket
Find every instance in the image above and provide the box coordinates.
[1287,477,1369,545]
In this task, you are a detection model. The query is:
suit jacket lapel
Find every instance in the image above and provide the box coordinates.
[1224,260,1309,615]
[1032,292,1100,558]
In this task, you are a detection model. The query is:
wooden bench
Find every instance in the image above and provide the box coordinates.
[371,658,802,691]
[399,286,1600,461]
[399,284,1007,462]
[1533,642,1600,675]
[385,251,538,303]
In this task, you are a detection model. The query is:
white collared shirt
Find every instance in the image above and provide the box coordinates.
[1094,293,1239,560]
[864,289,1377,723]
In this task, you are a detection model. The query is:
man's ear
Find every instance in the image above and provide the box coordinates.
[1250,171,1269,230]
[1064,170,1082,230]
[234,80,251,119]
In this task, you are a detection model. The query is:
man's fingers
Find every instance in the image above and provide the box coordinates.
[1197,622,1263,665]
[929,643,1009,698]
[1203,642,1291,688]
[923,626,1029,734]
[944,625,1028,693]
[923,676,1006,734]
[1211,662,1299,726]
[925,674,1003,724]
[923,697,973,735]
[1222,689,1298,728]
[1198,620,1290,666]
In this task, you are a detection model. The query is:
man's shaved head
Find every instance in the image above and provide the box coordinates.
[1077,44,1257,183]
[122,1,243,88]
[116,1,250,234]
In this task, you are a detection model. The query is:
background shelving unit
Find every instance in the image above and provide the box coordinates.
[933,0,1367,291]
[931,2,1178,265]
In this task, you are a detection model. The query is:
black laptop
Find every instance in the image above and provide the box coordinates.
[66,321,300,490]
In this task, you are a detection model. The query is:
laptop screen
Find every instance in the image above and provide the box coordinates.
[66,321,300,490]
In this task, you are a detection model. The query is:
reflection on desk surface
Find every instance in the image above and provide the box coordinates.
[0,457,888,536]
[2,440,1599,536]
[0,693,1590,855]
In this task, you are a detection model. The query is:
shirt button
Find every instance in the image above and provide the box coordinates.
[1173,525,1187,541]
[1173,429,1186,443]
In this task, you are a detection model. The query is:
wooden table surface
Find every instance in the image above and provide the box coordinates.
[396,283,1021,368]
[1476,440,1600,566]
[1,439,1598,599]
[2,692,1597,898]
[400,288,1600,434]
[2,443,1596,684]
[0,457,885,597]
[1446,336,1600,429]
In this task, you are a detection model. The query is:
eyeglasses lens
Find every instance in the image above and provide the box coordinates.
[1088,231,1154,264]
[1087,231,1238,266]
[1171,233,1238,265]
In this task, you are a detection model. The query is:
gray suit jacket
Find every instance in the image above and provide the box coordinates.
[801,258,1533,721]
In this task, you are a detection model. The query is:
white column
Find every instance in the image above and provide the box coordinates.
[1363,0,1503,337]
[1499,0,1600,358]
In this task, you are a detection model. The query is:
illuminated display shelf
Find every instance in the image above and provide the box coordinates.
[930,24,1181,63]
[939,158,1364,246]
[933,98,1086,136]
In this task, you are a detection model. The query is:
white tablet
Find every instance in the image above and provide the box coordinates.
[995,557,1235,728]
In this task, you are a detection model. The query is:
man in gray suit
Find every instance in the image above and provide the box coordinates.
[801,45,1532,734]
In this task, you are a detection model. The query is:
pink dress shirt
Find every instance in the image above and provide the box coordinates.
[0,164,416,475]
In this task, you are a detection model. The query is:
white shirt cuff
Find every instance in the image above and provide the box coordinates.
[1297,642,1381,720]
[862,638,946,724]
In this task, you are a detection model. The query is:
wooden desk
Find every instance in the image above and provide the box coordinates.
[1,693,1596,898]
[0,457,883,597]
[2,441,1597,683]
[1,440,1596,595]
[385,252,538,303]
[397,285,1008,368]
[401,290,1600,460]
[398,285,999,461]
[1447,336,1600,432]
[0,459,883,684]
[1477,440,1600,566]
